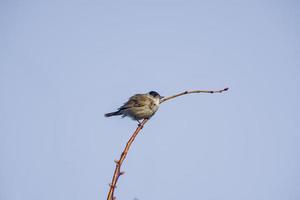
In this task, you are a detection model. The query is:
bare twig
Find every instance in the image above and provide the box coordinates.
[107,119,149,200]
[160,87,229,103]
[106,87,229,200]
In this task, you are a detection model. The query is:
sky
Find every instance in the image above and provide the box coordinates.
[0,0,299,200]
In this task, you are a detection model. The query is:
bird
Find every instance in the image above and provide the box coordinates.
[105,91,164,124]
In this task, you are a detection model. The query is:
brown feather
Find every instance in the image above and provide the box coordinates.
[119,94,152,110]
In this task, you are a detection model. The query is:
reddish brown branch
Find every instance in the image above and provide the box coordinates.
[106,87,229,200]
[107,119,149,200]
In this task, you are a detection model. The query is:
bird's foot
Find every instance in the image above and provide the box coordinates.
[136,120,142,127]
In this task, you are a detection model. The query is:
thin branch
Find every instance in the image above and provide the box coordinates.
[106,87,229,200]
[107,119,149,200]
[160,87,229,104]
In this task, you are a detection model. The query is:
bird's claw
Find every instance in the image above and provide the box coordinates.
[136,120,142,127]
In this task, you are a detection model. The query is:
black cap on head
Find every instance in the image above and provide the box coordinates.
[149,91,162,98]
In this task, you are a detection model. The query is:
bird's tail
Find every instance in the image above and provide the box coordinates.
[104,110,122,117]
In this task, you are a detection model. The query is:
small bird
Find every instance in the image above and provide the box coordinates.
[105,91,164,124]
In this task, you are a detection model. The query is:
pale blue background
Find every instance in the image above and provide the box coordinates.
[1,0,299,200]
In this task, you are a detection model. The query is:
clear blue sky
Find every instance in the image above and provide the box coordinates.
[1,0,299,200]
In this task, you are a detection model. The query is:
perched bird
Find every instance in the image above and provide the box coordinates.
[105,91,163,124]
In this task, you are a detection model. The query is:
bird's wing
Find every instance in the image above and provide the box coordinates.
[119,94,151,110]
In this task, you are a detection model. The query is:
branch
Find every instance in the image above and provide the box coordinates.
[106,87,229,200]
[160,87,229,104]
[107,119,149,200]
